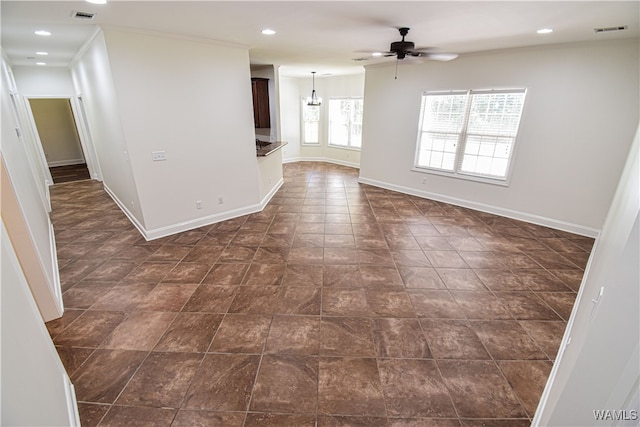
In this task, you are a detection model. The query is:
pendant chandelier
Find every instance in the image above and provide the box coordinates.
[306,71,322,106]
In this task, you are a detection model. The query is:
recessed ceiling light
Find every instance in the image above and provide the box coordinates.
[261,29,276,35]
[35,30,51,36]
[86,0,107,4]
[36,51,48,56]
[537,28,554,34]
[36,62,47,66]
[371,52,383,57]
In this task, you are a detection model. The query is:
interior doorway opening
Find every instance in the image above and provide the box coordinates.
[28,98,90,184]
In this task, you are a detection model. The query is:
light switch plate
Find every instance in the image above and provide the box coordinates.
[151,151,167,161]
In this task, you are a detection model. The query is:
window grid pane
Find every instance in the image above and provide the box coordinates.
[415,90,525,181]
[304,122,319,143]
[329,98,363,149]
[302,103,320,144]
[418,132,458,171]
[468,93,525,137]
[423,94,467,133]
[460,135,513,177]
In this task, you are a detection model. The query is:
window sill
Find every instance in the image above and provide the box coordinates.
[411,167,510,187]
[327,144,361,152]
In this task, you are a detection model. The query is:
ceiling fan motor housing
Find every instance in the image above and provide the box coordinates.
[390,40,415,53]
[391,28,415,59]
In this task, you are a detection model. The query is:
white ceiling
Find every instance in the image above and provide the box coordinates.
[1,1,638,77]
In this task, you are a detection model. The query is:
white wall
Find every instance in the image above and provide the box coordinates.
[281,73,365,168]
[279,75,302,161]
[252,65,286,199]
[360,39,639,235]
[70,30,144,228]
[257,151,285,202]
[1,222,79,426]
[0,55,76,425]
[535,124,639,426]
[12,65,85,181]
[12,66,76,96]
[1,54,62,320]
[82,28,260,238]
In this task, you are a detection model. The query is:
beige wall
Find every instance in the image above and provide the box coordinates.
[29,98,84,167]
[360,39,639,236]
[71,28,268,239]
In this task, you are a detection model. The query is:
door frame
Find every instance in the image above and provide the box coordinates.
[24,95,103,185]
[70,95,102,181]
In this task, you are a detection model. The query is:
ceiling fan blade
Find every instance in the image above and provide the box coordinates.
[353,49,382,54]
[411,47,436,53]
[420,52,459,61]
[352,52,396,62]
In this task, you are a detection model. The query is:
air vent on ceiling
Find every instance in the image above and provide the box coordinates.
[72,10,96,20]
[594,25,628,33]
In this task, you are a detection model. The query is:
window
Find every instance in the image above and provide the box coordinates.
[302,102,320,144]
[328,98,363,149]
[415,89,526,181]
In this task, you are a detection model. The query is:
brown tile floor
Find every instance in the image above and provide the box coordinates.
[46,162,594,426]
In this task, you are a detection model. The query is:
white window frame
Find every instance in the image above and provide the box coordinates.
[301,99,320,145]
[328,97,363,150]
[413,88,526,185]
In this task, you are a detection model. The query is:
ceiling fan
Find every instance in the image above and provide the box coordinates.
[354,27,458,62]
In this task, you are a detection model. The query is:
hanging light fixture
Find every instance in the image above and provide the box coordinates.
[306,71,322,106]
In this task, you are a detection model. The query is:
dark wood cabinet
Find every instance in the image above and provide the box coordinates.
[251,78,270,128]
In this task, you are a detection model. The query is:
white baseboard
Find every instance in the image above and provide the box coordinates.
[47,159,85,167]
[103,179,284,241]
[261,177,285,208]
[64,378,80,426]
[48,221,64,318]
[283,156,360,169]
[102,184,149,238]
[143,178,285,241]
[358,176,600,238]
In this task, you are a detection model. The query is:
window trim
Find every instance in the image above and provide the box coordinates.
[414,88,526,185]
[327,96,363,150]
[301,98,320,146]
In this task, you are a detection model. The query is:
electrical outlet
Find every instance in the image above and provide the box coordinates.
[196,200,202,209]
[422,178,427,184]
[218,196,224,205]
[151,151,167,161]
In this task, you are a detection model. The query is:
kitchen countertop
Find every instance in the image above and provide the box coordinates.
[256,140,287,157]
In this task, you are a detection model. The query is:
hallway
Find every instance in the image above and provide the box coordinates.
[45,161,593,426]
[49,163,91,184]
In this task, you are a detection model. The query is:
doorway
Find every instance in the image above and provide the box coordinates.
[28,98,91,184]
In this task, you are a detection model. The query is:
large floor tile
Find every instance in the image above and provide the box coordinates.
[47,162,591,426]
